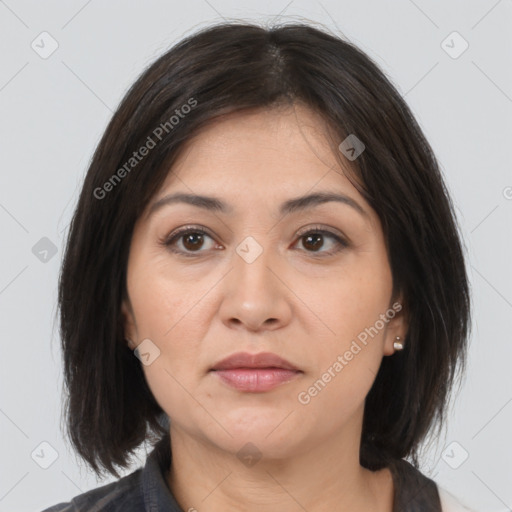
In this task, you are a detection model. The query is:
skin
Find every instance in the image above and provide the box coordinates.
[122,103,407,512]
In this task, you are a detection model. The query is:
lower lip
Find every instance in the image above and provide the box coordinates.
[211,368,302,392]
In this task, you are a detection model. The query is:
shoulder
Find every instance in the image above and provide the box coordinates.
[40,434,174,512]
[388,458,478,512]
[40,468,143,512]
[437,485,478,512]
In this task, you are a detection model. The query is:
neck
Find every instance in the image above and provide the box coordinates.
[166,419,394,512]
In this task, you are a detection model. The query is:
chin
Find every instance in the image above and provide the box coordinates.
[210,413,304,458]
[218,433,302,463]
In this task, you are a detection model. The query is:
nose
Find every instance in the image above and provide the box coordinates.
[218,241,292,333]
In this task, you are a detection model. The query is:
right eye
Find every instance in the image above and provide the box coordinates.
[161,226,221,257]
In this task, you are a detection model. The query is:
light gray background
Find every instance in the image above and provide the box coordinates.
[0,1,511,511]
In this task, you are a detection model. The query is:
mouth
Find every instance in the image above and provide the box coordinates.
[209,352,303,392]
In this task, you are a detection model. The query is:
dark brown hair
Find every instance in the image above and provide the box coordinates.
[57,20,471,478]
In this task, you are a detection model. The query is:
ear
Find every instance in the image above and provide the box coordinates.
[383,297,408,357]
[121,298,138,350]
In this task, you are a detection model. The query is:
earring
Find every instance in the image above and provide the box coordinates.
[393,336,404,351]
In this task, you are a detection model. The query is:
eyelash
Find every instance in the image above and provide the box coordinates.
[159,224,349,259]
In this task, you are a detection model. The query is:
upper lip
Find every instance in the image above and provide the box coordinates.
[210,352,301,371]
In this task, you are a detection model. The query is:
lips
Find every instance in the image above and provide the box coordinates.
[210,352,302,392]
[210,351,300,372]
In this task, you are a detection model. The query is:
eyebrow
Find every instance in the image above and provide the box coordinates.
[147,191,369,220]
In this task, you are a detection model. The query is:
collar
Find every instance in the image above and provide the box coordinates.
[142,434,183,512]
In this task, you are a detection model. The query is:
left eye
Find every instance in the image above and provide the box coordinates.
[162,226,348,257]
[295,229,348,255]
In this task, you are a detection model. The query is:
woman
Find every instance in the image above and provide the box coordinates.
[42,21,475,511]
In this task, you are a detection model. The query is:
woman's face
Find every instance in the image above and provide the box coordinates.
[122,104,406,460]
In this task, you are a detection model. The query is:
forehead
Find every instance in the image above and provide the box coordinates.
[157,104,360,199]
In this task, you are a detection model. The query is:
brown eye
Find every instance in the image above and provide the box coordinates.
[181,232,206,251]
[163,227,218,257]
[302,233,324,251]
[295,228,349,256]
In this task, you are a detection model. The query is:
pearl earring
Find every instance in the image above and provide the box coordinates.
[393,336,404,351]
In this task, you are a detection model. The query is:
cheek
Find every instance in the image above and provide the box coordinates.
[127,278,208,409]
[296,361,376,438]
[142,359,198,427]
[302,262,392,394]
[295,308,386,424]
[308,265,391,341]
[129,259,202,337]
